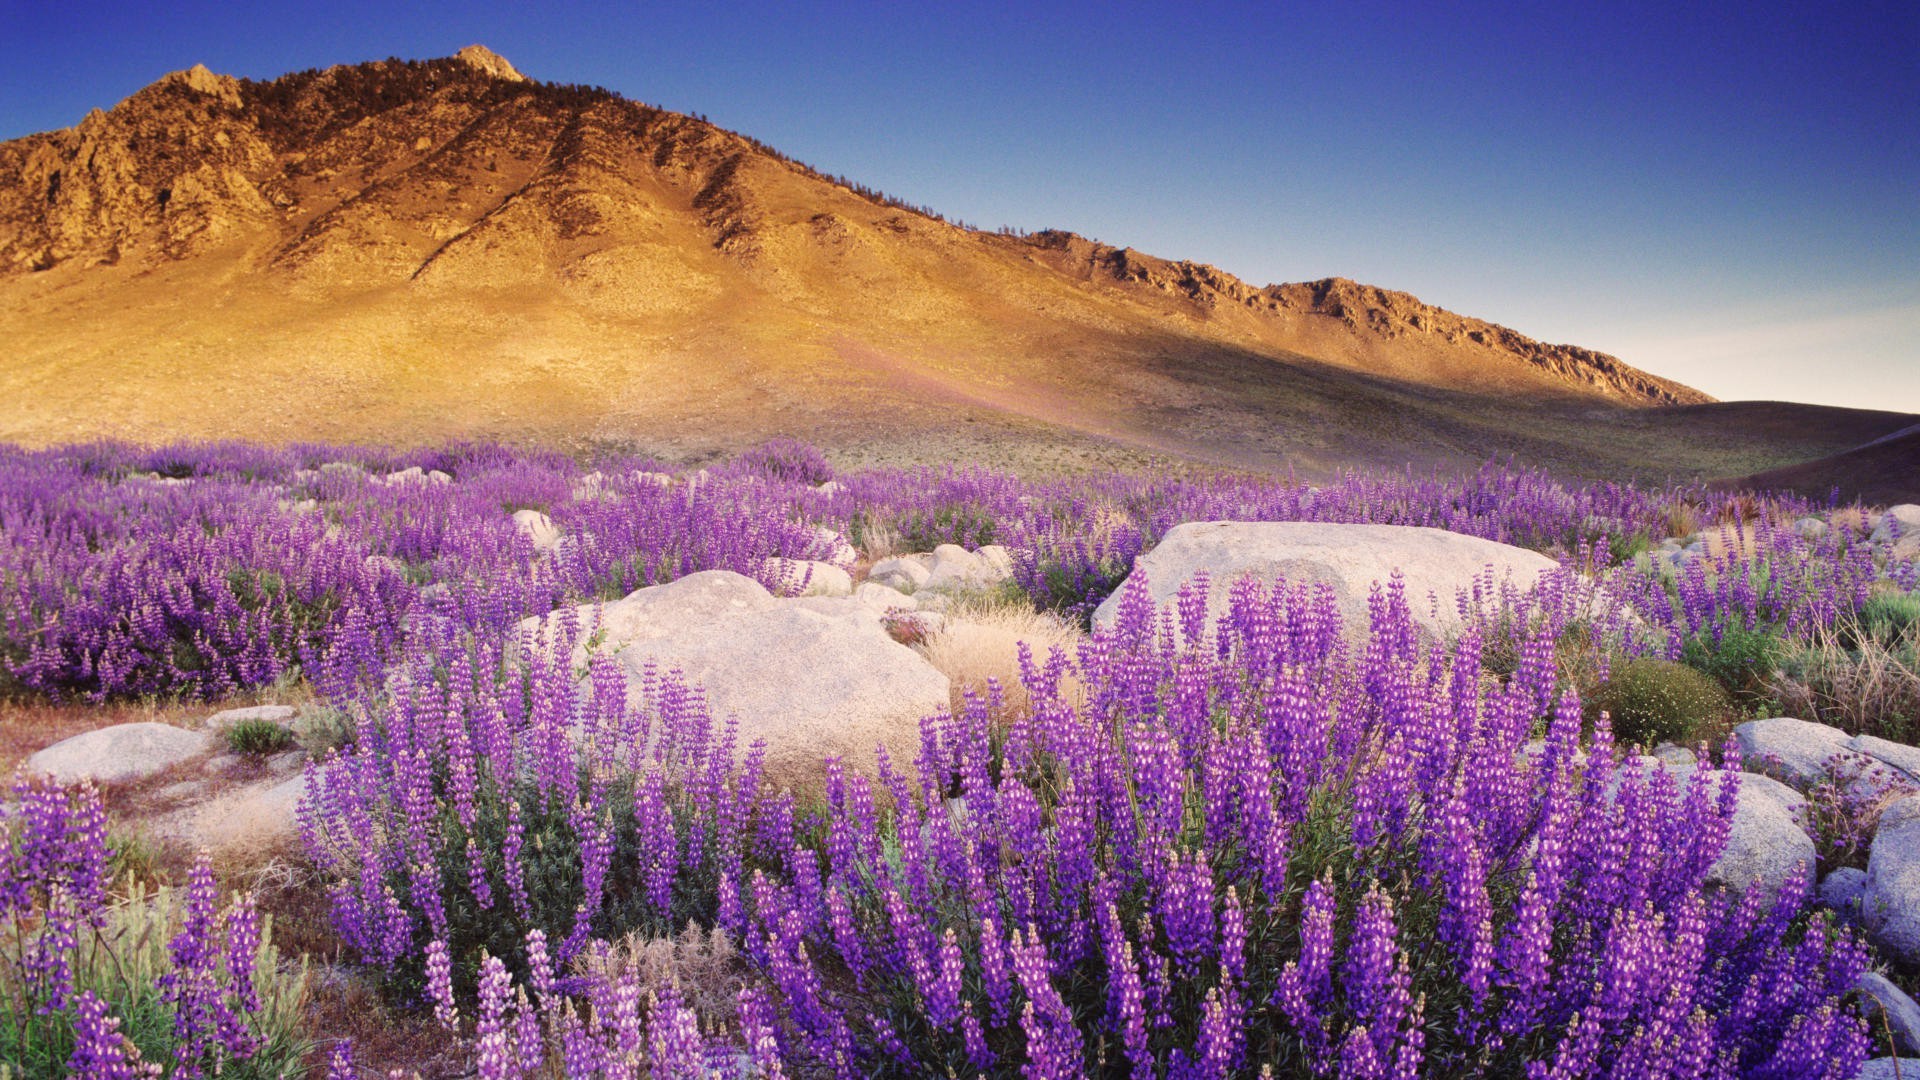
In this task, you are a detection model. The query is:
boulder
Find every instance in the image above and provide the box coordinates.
[811,526,859,567]
[1872,505,1920,544]
[1793,516,1830,540]
[761,558,853,597]
[1854,1059,1920,1080]
[814,480,845,497]
[869,554,933,593]
[854,581,918,612]
[1853,735,1920,785]
[524,571,950,790]
[1091,522,1562,642]
[1867,796,1920,965]
[1822,867,1869,925]
[1628,761,1814,894]
[1706,783,1817,896]
[923,544,1014,594]
[511,508,563,552]
[157,773,308,851]
[25,723,211,785]
[1858,971,1920,1057]
[205,705,296,730]
[1734,716,1850,790]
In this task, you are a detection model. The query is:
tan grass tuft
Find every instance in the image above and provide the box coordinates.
[920,595,1085,716]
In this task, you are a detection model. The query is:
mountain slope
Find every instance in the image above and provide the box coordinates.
[4,46,1897,482]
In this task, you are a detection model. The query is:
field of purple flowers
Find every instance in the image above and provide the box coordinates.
[3,438,1918,1078]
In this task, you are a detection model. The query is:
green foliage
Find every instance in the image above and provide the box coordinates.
[225,717,296,756]
[1587,658,1732,749]
[293,706,354,755]
[890,504,1000,552]
[1848,592,1920,653]
[0,880,310,1079]
[1682,625,1785,704]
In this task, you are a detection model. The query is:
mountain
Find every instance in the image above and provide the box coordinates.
[0,47,1907,482]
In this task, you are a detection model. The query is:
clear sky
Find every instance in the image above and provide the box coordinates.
[3,1,1915,412]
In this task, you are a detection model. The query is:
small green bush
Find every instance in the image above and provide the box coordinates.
[1587,657,1732,749]
[225,718,296,756]
[1852,592,1920,652]
[1682,625,1785,704]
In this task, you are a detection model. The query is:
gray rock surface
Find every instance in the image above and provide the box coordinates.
[869,554,933,593]
[762,558,853,597]
[1822,867,1869,925]
[1793,516,1830,540]
[1853,1058,1920,1080]
[1859,971,1920,1057]
[25,722,211,785]
[1868,796,1920,965]
[1873,505,1920,544]
[1734,716,1850,790]
[526,571,950,789]
[1091,521,1563,642]
[853,581,917,612]
[205,705,296,730]
[1855,735,1920,783]
[923,544,1015,594]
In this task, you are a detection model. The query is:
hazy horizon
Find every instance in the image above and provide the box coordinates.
[3,1,1913,413]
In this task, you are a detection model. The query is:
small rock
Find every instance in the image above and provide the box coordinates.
[923,544,1015,594]
[633,470,674,487]
[854,581,917,612]
[426,469,453,485]
[814,480,845,496]
[380,466,425,485]
[205,705,296,730]
[811,526,859,566]
[1858,971,1920,1056]
[1651,743,1696,767]
[762,558,853,597]
[512,508,563,552]
[1823,867,1869,925]
[1872,505,1920,544]
[1734,716,1851,790]
[1865,794,1920,966]
[869,555,933,593]
[26,723,211,785]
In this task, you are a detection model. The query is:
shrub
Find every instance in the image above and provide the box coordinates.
[224,717,296,756]
[1849,591,1920,652]
[735,438,833,486]
[1586,657,1732,748]
[1682,625,1785,704]
[1800,752,1919,872]
[0,777,309,1079]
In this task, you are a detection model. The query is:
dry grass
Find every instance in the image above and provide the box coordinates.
[919,594,1085,717]
[575,923,749,1028]
[1772,629,1920,744]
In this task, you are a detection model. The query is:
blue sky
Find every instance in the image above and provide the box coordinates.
[3,1,1915,411]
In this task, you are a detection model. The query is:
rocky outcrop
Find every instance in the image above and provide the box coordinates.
[1091,521,1562,643]
[524,570,950,790]
[25,722,210,785]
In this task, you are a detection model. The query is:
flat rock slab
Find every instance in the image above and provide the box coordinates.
[1092,521,1562,642]
[205,705,296,729]
[527,570,950,790]
[1853,1059,1920,1080]
[149,773,307,851]
[1866,795,1920,966]
[1734,716,1850,790]
[26,722,211,785]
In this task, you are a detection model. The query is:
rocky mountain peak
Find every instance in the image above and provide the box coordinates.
[157,63,244,106]
[454,44,526,82]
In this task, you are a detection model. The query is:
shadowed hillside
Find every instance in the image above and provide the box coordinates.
[0,46,1908,484]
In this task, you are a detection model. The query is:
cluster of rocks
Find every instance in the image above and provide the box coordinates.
[1719,716,1920,1063]
[22,705,309,849]
[1653,504,1920,571]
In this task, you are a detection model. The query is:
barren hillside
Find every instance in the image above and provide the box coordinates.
[1,46,1905,482]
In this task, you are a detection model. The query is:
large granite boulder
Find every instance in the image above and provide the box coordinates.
[1853,1059,1920,1080]
[512,509,563,552]
[1853,734,1920,784]
[524,571,950,790]
[1091,522,1562,641]
[1866,796,1920,966]
[25,723,211,785]
[1734,716,1850,790]
[1872,505,1920,544]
